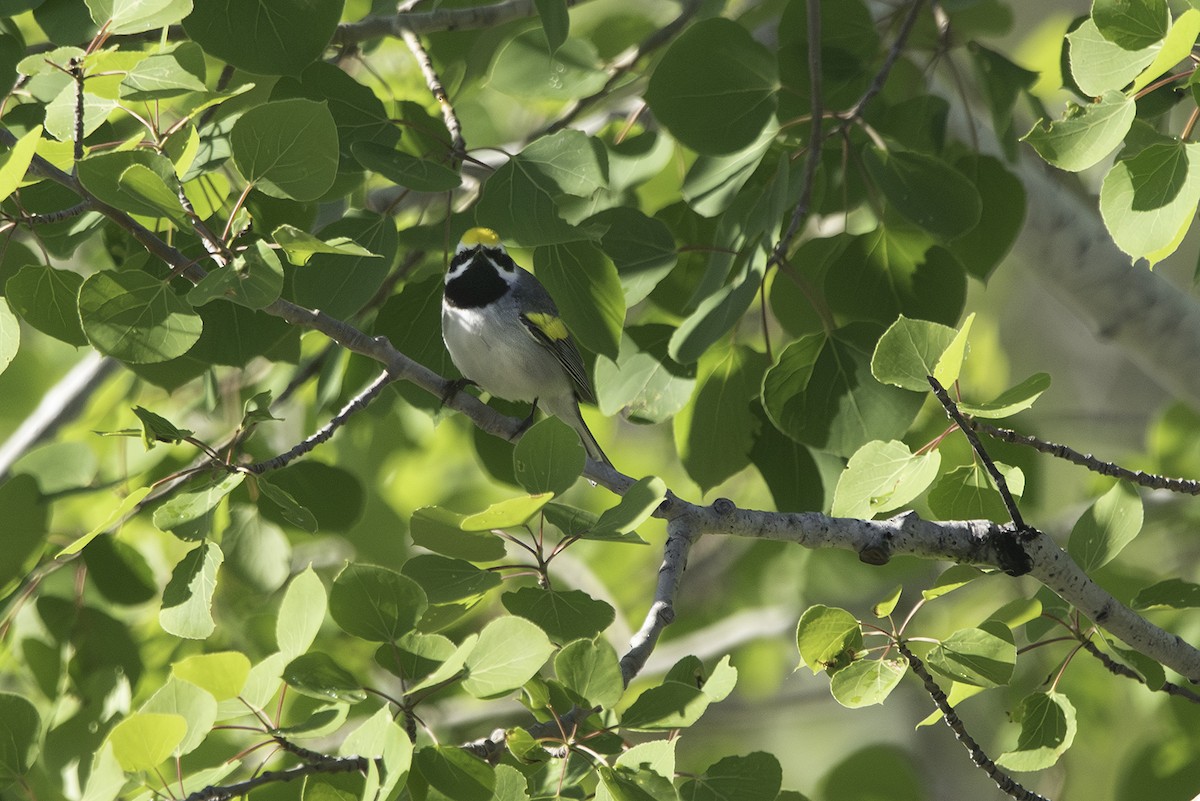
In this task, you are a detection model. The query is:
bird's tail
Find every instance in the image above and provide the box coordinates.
[545,395,612,467]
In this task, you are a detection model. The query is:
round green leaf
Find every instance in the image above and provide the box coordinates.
[490,28,606,101]
[1067,18,1159,96]
[1100,142,1200,265]
[1093,0,1169,50]
[276,566,327,659]
[351,142,461,191]
[330,563,427,642]
[183,0,343,76]
[0,125,41,204]
[410,506,508,562]
[109,712,187,772]
[5,265,87,346]
[283,652,367,703]
[78,270,202,364]
[291,211,398,319]
[926,621,1016,688]
[870,315,958,392]
[863,149,982,242]
[462,616,555,698]
[402,555,502,605]
[554,638,623,708]
[1023,91,1135,173]
[828,658,906,708]
[460,493,553,531]
[141,677,217,756]
[795,605,862,675]
[830,440,941,519]
[171,651,251,701]
[996,691,1078,772]
[1067,481,1144,572]
[159,541,223,639]
[501,587,615,643]
[1132,578,1200,609]
[187,239,284,309]
[532,240,624,360]
[0,694,39,785]
[0,298,18,377]
[594,324,696,424]
[414,746,495,801]
[231,98,339,201]
[679,753,782,801]
[645,18,778,155]
[513,416,585,496]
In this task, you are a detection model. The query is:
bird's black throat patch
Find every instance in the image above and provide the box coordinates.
[444,251,511,309]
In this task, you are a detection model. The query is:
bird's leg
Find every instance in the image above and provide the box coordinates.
[440,377,477,407]
[517,398,540,434]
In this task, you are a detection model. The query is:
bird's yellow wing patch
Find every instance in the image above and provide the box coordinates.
[522,312,570,342]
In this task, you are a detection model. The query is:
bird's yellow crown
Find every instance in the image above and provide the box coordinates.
[461,227,501,248]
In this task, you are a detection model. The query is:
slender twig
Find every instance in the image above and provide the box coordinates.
[399,28,464,156]
[844,0,925,121]
[334,0,596,44]
[928,376,1026,529]
[1078,638,1200,704]
[974,420,1200,495]
[770,0,824,267]
[245,371,397,473]
[181,757,369,801]
[543,0,703,136]
[896,639,1052,801]
[70,57,84,164]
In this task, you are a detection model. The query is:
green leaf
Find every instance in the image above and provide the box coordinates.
[996,691,1078,771]
[555,637,623,708]
[350,142,461,192]
[0,694,39,785]
[402,555,502,605]
[85,0,191,34]
[501,587,615,642]
[140,677,217,756]
[410,506,507,562]
[645,18,777,155]
[330,563,428,642]
[375,632,456,684]
[231,98,338,201]
[1132,578,1200,609]
[171,651,250,700]
[620,656,736,730]
[513,417,585,496]
[462,617,555,698]
[669,252,766,365]
[271,223,380,264]
[947,156,1027,281]
[927,463,1025,522]
[291,211,398,319]
[183,0,343,76]
[340,707,412,799]
[594,325,697,424]
[933,313,974,388]
[679,753,782,801]
[120,41,206,99]
[254,475,317,532]
[1067,481,1143,571]
[117,164,189,225]
[599,765,678,801]
[590,207,678,306]
[1093,0,1169,50]
[957,373,1051,418]
[921,564,986,601]
[534,0,569,54]
[828,658,907,708]
[277,566,327,659]
[0,125,41,204]
[675,346,766,493]
[460,493,554,531]
[532,240,624,360]
[863,149,982,242]
[5,265,87,347]
[590,477,664,540]
[830,440,941,519]
[870,315,958,392]
[131,405,192,447]
[159,541,223,639]
[926,621,1016,688]
[873,586,903,618]
[414,746,494,801]
[0,299,15,377]
[108,712,187,771]
[56,487,151,558]
[283,652,366,703]
[78,270,202,363]
[476,130,607,245]
[188,239,284,309]
[796,605,862,674]
[1067,17,1160,95]
[763,325,924,458]
[152,471,244,534]
[1131,9,1200,93]
[1100,141,1200,265]
[491,29,605,101]
[1023,91,1136,173]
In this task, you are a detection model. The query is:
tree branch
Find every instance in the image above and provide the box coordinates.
[334,0,595,44]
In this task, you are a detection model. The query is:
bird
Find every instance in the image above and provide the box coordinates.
[441,227,611,466]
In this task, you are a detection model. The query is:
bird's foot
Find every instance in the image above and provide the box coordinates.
[440,377,477,407]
